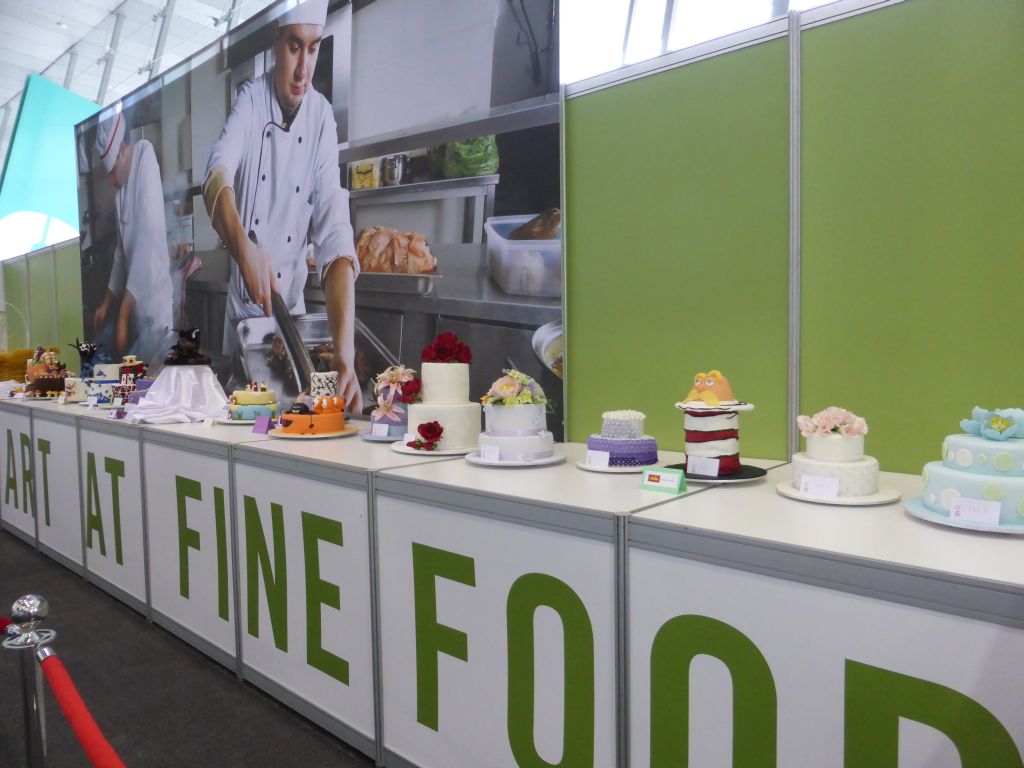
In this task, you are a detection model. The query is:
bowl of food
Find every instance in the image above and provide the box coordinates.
[532,321,563,379]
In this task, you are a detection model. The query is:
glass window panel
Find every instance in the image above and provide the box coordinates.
[560,0,632,83]
[668,0,774,52]
[624,0,669,65]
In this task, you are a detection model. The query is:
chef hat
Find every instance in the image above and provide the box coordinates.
[95,108,125,174]
[278,0,328,28]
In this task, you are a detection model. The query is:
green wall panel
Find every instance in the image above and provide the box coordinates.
[801,0,1024,473]
[55,243,84,346]
[565,40,790,458]
[27,249,57,346]
[3,259,28,350]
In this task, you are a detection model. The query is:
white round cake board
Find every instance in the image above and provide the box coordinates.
[576,461,649,474]
[776,481,901,507]
[267,424,360,440]
[25,396,60,401]
[215,416,256,426]
[904,496,1024,535]
[391,442,473,456]
[361,433,404,443]
[466,451,566,468]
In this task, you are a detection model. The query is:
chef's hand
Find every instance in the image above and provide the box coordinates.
[237,238,279,317]
[93,291,114,332]
[115,318,129,354]
[333,349,362,414]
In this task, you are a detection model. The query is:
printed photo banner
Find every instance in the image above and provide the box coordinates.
[73,0,565,438]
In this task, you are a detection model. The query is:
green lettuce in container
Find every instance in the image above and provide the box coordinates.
[443,136,499,178]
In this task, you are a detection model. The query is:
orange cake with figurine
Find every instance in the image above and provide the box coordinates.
[278,396,346,435]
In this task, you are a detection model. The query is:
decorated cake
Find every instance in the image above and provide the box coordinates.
[913,408,1024,530]
[675,370,754,477]
[371,366,421,438]
[125,378,154,405]
[404,333,481,452]
[278,396,346,436]
[93,363,121,380]
[69,338,101,378]
[164,328,211,366]
[227,382,279,421]
[25,347,68,398]
[790,407,878,497]
[64,377,87,403]
[587,410,659,467]
[310,370,339,398]
[477,370,554,461]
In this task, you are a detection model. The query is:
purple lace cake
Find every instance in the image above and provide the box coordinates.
[587,410,658,467]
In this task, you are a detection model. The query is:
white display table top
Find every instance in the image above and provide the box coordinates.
[377,444,782,516]
[143,419,276,446]
[635,465,1024,587]
[235,421,461,472]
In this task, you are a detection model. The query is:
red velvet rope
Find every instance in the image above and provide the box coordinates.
[39,654,126,768]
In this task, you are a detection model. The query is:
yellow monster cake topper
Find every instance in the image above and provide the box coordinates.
[684,370,736,406]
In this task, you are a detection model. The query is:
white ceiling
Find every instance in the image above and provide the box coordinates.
[0,0,275,165]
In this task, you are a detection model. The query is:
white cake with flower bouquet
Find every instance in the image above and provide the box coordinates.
[790,407,878,497]
[404,333,481,452]
[477,370,554,461]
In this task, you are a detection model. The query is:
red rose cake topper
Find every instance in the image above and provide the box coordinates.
[421,332,472,363]
[407,421,444,451]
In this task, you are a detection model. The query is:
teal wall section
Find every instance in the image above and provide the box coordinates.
[565,39,791,459]
[0,75,98,260]
[801,0,1024,473]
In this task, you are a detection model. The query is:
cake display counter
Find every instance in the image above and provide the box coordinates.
[628,466,1024,767]
[140,420,280,672]
[227,425,463,760]
[370,442,724,768]
[0,397,35,546]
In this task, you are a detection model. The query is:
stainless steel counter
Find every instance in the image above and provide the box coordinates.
[307,243,562,325]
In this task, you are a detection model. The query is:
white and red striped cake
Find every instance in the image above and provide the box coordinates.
[683,410,741,475]
[674,370,754,477]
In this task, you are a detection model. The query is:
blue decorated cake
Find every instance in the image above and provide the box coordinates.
[587,410,658,467]
[917,408,1024,530]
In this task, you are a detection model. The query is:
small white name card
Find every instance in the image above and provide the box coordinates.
[799,474,840,498]
[951,497,1001,526]
[479,444,501,462]
[586,450,610,468]
[687,455,720,477]
[371,423,390,437]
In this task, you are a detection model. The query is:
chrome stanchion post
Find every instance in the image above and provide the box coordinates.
[3,594,56,768]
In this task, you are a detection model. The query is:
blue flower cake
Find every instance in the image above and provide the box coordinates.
[586,410,659,467]
[917,407,1024,529]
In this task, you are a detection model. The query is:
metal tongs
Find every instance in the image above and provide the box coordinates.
[271,292,315,394]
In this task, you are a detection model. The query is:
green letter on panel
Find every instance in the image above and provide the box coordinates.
[214,487,229,621]
[5,428,17,509]
[104,457,125,565]
[84,452,105,556]
[36,438,51,526]
[650,615,777,767]
[19,433,33,517]
[176,476,203,600]
[302,511,348,685]
[411,542,476,731]
[244,495,288,651]
[507,572,595,768]
[845,659,1022,767]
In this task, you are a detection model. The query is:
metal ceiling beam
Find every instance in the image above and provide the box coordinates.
[97,11,124,103]
[63,51,77,89]
[142,0,177,78]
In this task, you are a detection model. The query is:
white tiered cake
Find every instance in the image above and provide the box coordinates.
[476,370,554,463]
[405,334,481,451]
[789,407,879,498]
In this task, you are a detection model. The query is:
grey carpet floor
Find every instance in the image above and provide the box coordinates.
[0,530,374,767]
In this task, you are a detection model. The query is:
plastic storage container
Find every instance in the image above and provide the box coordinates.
[484,215,562,298]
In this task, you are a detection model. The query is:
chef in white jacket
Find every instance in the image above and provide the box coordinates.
[93,106,174,361]
[203,0,361,411]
